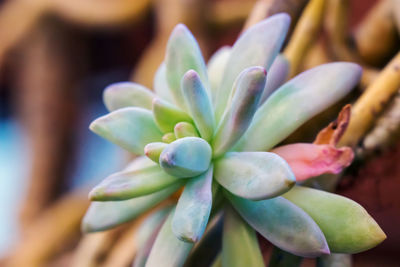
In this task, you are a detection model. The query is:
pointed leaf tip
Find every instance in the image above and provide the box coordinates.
[283,186,386,253]
[88,165,179,201]
[103,82,155,111]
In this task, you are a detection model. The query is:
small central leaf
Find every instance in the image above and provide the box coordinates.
[159,137,212,178]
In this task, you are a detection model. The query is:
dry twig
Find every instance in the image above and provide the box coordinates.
[340,51,400,147]
[284,0,326,78]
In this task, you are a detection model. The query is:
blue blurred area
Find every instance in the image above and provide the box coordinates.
[69,103,126,189]
[0,119,29,257]
[0,104,125,256]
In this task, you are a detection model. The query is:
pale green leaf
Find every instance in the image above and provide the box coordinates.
[215,152,295,200]
[225,191,329,257]
[236,62,362,151]
[283,186,386,253]
[103,82,155,111]
[89,107,163,155]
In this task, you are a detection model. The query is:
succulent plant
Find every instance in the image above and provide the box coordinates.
[82,13,386,267]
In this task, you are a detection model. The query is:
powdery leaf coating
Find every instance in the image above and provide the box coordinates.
[222,206,264,267]
[225,191,330,258]
[89,107,163,155]
[172,166,213,242]
[283,186,386,253]
[83,14,384,260]
[259,54,290,104]
[89,164,180,201]
[152,98,192,133]
[212,66,266,157]
[133,206,172,267]
[237,62,362,152]
[207,46,231,104]
[146,209,194,267]
[154,62,175,104]
[214,13,290,120]
[181,70,215,141]
[103,82,155,111]
[215,152,295,200]
[159,137,212,178]
[165,24,209,110]
[82,183,182,232]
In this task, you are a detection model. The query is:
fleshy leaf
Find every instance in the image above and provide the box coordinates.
[162,132,176,143]
[174,122,199,138]
[236,62,362,152]
[207,46,231,104]
[212,67,266,157]
[225,191,330,257]
[123,156,155,172]
[134,206,172,267]
[89,107,163,155]
[214,13,290,120]
[172,165,213,242]
[146,209,194,267]
[89,164,180,201]
[222,205,264,267]
[135,206,172,247]
[260,54,290,104]
[184,214,223,267]
[154,62,175,103]
[81,183,182,232]
[153,98,192,133]
[103,82,155,111]
[144,142,168,163]
[215,152,295,200]
[272,143,354,181]
[160,137,212,178]
[283,186,386,253]
[181,70,215,141]
[165,24,209,110]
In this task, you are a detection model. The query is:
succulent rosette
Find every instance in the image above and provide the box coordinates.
[82,13,385,266]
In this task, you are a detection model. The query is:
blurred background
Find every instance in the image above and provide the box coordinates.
[0,0,399,266]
